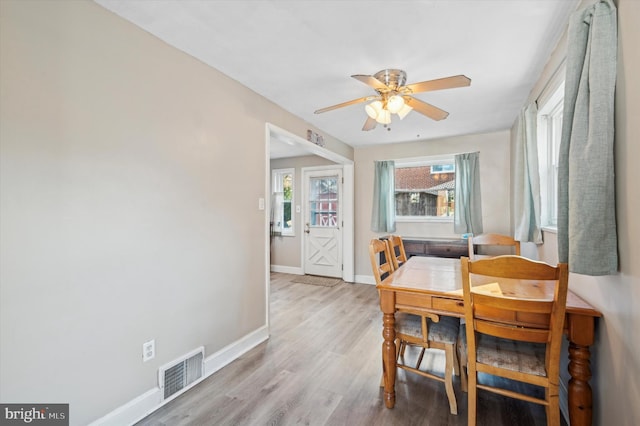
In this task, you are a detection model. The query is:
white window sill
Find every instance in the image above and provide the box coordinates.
[396,216,454,223]
[542,226,557,234]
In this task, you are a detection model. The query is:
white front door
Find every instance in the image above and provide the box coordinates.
[303,168,342,278]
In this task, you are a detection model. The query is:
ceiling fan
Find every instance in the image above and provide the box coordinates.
[314,69,471,131]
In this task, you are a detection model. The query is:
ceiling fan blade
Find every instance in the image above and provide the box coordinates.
[351,74,388,90]
[362,116,377,131]
[405,97,449,121]
[314,96,376,114]
[404,75,471,94]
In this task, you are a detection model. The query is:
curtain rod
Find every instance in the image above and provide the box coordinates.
[381,151,478,165]
[534,57,567,105]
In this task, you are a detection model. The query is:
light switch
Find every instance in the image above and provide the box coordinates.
[296,205,301,213]
[258,198,265,210]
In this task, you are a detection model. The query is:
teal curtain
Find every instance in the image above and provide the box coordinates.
[454,152,483,235]
[514,103,543,244]
[371,161,396,233]
[558,0,618,275]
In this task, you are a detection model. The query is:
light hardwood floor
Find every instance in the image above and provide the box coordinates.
[136,272,562,426]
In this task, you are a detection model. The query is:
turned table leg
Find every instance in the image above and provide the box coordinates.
[567,314,596,426]
[568,342,593,426]
[380,290,396,408]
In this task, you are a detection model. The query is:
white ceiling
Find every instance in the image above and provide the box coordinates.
[95,0,578,156]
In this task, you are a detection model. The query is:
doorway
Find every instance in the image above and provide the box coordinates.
[265,123,354,283]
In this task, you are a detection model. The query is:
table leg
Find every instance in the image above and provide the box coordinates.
[567,314,595,426]
[382,311,396,408]
[568,342,593,426]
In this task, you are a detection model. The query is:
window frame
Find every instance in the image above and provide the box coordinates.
[271,168,295,236]
[537,80,564,231]
[394,155,456,223]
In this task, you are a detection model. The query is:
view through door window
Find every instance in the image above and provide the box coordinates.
[309,176,338,227]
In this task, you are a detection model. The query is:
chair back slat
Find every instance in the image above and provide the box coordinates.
[468,255,558,279]
[475,321,551,343]
[468,233,521,259]
[369,239,394,285]
[472,292,554,314]
[387,235,408,270]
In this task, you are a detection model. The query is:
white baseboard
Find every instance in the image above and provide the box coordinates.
[270,264,303,275]
[204,325,269,376]
[271,265,356,283]
[89,325,270,426]
[88,388,162,426]
[354,274,376,285]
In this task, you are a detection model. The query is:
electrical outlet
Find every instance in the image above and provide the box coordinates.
[142,339,155,362]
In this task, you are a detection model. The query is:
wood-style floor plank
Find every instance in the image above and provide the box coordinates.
[136,273,563,426]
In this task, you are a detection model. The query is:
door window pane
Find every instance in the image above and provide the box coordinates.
[309,176,338,227]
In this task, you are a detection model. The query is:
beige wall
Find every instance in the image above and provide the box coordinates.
[0,1,350,424]
[354,130,511,278]
[3,0,637,424]
[514,0,640,423]
[269,155,337,269]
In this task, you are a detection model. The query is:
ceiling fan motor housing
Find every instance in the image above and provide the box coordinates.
[373,69,407,92]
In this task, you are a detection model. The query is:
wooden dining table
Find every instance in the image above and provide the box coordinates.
[377,255,602,426]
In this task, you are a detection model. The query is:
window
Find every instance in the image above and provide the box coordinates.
[395,156,455,221]
[537,82,564,229]
[272,168,294,236]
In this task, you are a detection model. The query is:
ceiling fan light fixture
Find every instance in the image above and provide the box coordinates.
[397,103,413,120]
[376,109,391,124]
[387,94,405,114]
[365,100,383,119]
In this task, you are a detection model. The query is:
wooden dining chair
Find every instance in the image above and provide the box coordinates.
[467,233,521,259]
[370,239,461,415]
[460,255,569,426]
[387,234,408,270]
